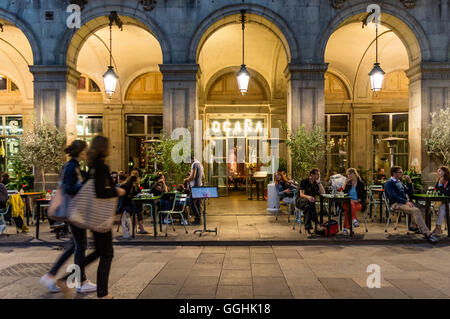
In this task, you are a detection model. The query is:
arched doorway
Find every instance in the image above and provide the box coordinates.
[322,10,425,182]
[65,14,164,172]
[0,18,35,176]
[195,12,291,196]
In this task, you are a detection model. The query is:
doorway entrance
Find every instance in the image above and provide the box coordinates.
[205,114,270,197]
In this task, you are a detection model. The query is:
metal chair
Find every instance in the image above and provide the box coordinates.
[158,193,188,236]
[0,202,18,236]
[368,185,383,220]
[383,190,409,234]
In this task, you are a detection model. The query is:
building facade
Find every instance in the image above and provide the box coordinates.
[0,0,448,189]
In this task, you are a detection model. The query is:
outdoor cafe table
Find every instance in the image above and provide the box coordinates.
[370,188,385,223]
[131,196,161,239]
[21,192,45,226]
[320,194,354,237]
[411,194,450,237]
[34,198,50,240]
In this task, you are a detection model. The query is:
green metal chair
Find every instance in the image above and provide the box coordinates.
[158,193,188,236]
[0,202,17,236]
[368,185,383,221]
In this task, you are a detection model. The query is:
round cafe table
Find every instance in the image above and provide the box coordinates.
[34,198,50,240]
[411,194,450,237]
[20,192,45,226]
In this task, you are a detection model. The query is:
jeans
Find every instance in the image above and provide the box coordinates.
[190,198,202,220]
[49,223,87,282]
[437,204,447,226]
[304,202,319,230]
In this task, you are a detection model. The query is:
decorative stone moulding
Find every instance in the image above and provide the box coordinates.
[140,0,158,11]
[69,0,88,10]
[331,0,416,9]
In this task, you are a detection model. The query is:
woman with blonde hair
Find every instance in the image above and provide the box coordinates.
[342,168,367,235]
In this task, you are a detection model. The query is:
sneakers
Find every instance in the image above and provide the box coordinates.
[0,224,5,235]
[77,280,97,293]
[352,219,359,228]
[40,274,60,293]
[162,218,173,224]
[425,233,439,244]
[180,220,189,225]
[343,228,349,236]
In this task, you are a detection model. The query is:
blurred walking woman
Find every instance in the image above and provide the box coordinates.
[41,140,97,293]
[84,136,125,298]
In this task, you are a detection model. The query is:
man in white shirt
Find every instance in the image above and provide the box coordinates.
[185,155,204,224]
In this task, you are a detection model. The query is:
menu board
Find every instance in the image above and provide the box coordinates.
[191,187,218,199]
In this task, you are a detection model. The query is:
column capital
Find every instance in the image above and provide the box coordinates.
[284,63,329,81]
[159,64,199,82]
[29,65,81,86]
[406,62,450,82]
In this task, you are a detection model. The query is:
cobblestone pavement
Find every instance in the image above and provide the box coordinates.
[0,244,449,299]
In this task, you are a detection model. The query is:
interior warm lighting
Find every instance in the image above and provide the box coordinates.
[369,62,385,92]
[103,11,122,97]
[103,66,118,96]
[237,64,250,95]
[236,10,250,95]
[369,19,385,92]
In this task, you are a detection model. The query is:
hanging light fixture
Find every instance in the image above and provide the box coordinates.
[237,10,250,95]
[103,11,122,97]
[369,20,385,92]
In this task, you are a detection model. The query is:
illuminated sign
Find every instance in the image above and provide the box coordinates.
[209,119,265,135]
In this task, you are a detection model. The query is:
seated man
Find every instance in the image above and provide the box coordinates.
[384,166,438,244]
[0,175,8,235]
[298,168,326,238]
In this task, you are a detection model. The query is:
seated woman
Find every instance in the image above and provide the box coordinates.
[275,172,296,210]
[432,166,450,236]
[342,168,367,235]
[151,172,172,223]
[0,174,8,235]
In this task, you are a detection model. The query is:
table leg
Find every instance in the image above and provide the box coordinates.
[327,199,332,237]
[425,200,431,230]
[132,203,136,239]
[320,196,324,224]
[369,201,373,219]
[35,202,40,240]
[153,201,158,238]
[348,198,353,237]
[25,198,30,226]
[445,200,450,238]
[379,192,383,223]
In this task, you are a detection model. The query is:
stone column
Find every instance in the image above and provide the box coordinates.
[159,64,199,135]
[284,63,328,175]
[406,62,450,184]
[29,65,80,140]
[284,63,328,132]
[29,65,80,190]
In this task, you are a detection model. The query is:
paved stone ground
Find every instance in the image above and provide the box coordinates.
[1,193,448,244]
[0,244,449,299]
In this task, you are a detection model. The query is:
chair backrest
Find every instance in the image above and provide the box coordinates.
[368,185,382,201]
[171,193,187,212]
[382,189,391,212]
[7,190,18,195]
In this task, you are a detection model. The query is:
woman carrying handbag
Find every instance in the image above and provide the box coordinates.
[61,136,125,299]
[40,140,98,294]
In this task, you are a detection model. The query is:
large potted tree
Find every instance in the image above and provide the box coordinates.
[19,121,66,191]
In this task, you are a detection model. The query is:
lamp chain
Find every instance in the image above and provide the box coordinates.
[241,10,246,66]
[375,22,378,64]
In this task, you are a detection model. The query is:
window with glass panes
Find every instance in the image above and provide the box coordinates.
[0,115,23,177]
[126,115,163,170]
[372,113,408,176]
[325,114,350,174]
[77,115,103,144]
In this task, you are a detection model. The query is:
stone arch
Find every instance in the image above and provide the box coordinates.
[59,5,171,67]
[316,2,431,66]
[0,9,41,64]
[324,70,351,101]
[188,3,299,64]
[124,70,163,101]
[204,66,271,102]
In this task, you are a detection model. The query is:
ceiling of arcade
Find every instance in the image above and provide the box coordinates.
[0,20,34,100]
[76,24,163,101]
[198,20,288,101]
[325,22,409,102]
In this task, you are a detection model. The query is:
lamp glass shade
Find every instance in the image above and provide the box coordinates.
[369,63,385,92]
[237,64,250,95]
[103,66,118,96]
